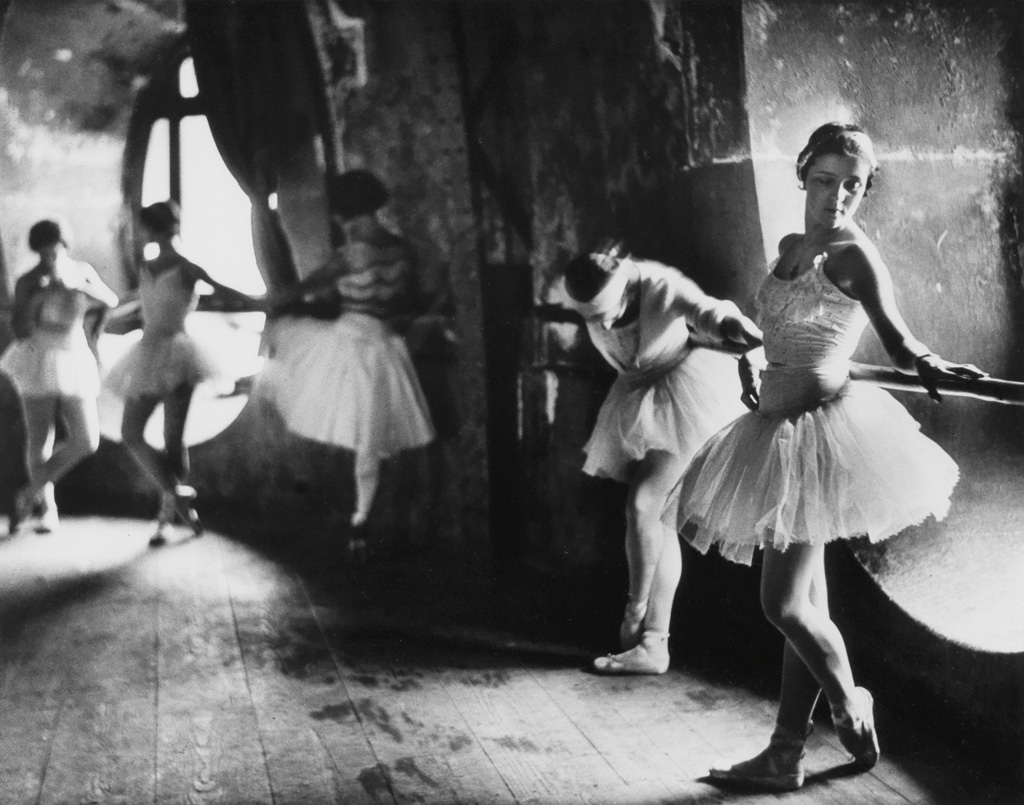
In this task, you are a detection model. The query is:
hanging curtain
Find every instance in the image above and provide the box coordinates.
[183,0,336,290]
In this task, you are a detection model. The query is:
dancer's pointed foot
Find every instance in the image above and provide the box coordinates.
[150,492,176,547]
[35,506,59,534]
[833,687,879,768]
[593,630,669,675]
[173,485,203,537]
[11,487,35,534]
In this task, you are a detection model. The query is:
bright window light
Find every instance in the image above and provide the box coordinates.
[141,119,170,205]
[179,115,266,294]
[178,56,199,99]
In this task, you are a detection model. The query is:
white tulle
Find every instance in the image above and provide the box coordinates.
[257,312,434,461]
[665,381,958,566]
[0,329,99,399]
[583,346,746,482]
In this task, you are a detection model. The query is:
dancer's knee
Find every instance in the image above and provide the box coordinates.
[761,588,803,633]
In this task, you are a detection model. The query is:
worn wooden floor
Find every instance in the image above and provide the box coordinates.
[0,517,1018,804]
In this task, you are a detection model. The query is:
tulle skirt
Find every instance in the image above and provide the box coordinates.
[664,364,959,566]
[103,325,226,399]
[583,347,746,482]
[0,329,99,399]
[257,312,435,460]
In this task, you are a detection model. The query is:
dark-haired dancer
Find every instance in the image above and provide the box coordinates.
[1,219,118,533]
[263,170,434,533]
[666,123,985,788]
[559,245,760,674]
[105,201,262,545]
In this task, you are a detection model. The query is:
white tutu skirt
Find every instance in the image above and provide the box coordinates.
[258,312,435,460]
[103,328,223,399]
[665,378,959,566]
[583,347,746,482]
[0,330,99,399]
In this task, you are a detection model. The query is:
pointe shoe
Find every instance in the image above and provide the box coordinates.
[173,485,203,538]
[833,687,880,768]
[34,506,59,534]
[11,487,35,534]
[350,508,369,527]
[150,492,176,547]
[593,630,670,675]
[709,742,806,791]
[619,597,648,651]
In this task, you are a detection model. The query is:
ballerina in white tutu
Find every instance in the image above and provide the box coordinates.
[666,123,986,789]
[263,170,434,534]
[104,201,263,546]
[1,219,118,533]
[558,244,761,675]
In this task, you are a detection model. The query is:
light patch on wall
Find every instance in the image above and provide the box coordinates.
[545,370,559,426]
[0,87,122,165]
[52,49,73,63]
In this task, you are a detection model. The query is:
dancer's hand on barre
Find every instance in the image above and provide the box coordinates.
[914,353,988,402]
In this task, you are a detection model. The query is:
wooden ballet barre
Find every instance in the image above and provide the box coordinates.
[848,363,1024,406]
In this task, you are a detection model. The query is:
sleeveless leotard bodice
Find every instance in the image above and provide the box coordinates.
[335,240,412,322]
[755,254,868,413]
[140,264,198,336]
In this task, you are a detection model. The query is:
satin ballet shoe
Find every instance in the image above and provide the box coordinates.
[10,487,36,535]
[710,743,805,791]
[149,492,176,547]
[350,508,369,527]
[709,722,812,792]
[34,506,59,534]
[173,485,204,538]
[832,687,880,768]
[619,596,648,651]
[593,630,669,675]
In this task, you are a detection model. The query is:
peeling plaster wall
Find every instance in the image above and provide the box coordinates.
[743,0,1024,428]
[459,1,763,581]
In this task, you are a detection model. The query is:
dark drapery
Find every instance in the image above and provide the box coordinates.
[183,0,335,290]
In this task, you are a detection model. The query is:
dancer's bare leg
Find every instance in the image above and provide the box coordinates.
[352,452,381,527]
[18,395,99,526]
[711,545,876,789]
[594,450,684,675]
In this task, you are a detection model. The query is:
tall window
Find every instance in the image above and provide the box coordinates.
[140,57,265,295]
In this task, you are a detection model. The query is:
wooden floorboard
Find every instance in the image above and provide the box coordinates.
[0,516,1019,805]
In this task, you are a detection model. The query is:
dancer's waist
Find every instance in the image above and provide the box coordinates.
[620,346,692,389]
[759,360,850,413]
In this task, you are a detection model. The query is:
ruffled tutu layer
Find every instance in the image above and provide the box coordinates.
[0,330,99,399]
[103,328,224,399]
[257,312,435,460]
[664,380,959,566]
[583,347,746,482]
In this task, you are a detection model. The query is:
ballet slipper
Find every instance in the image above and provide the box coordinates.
[593,630,669,675]
[149,491,176,547]
[173,484,203,538]
[35,485,59,533]
[34,506,59,534]
[11,487,36,534]
[832,687,880,768]
[710,721,812,791]
[619,596,648,651]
